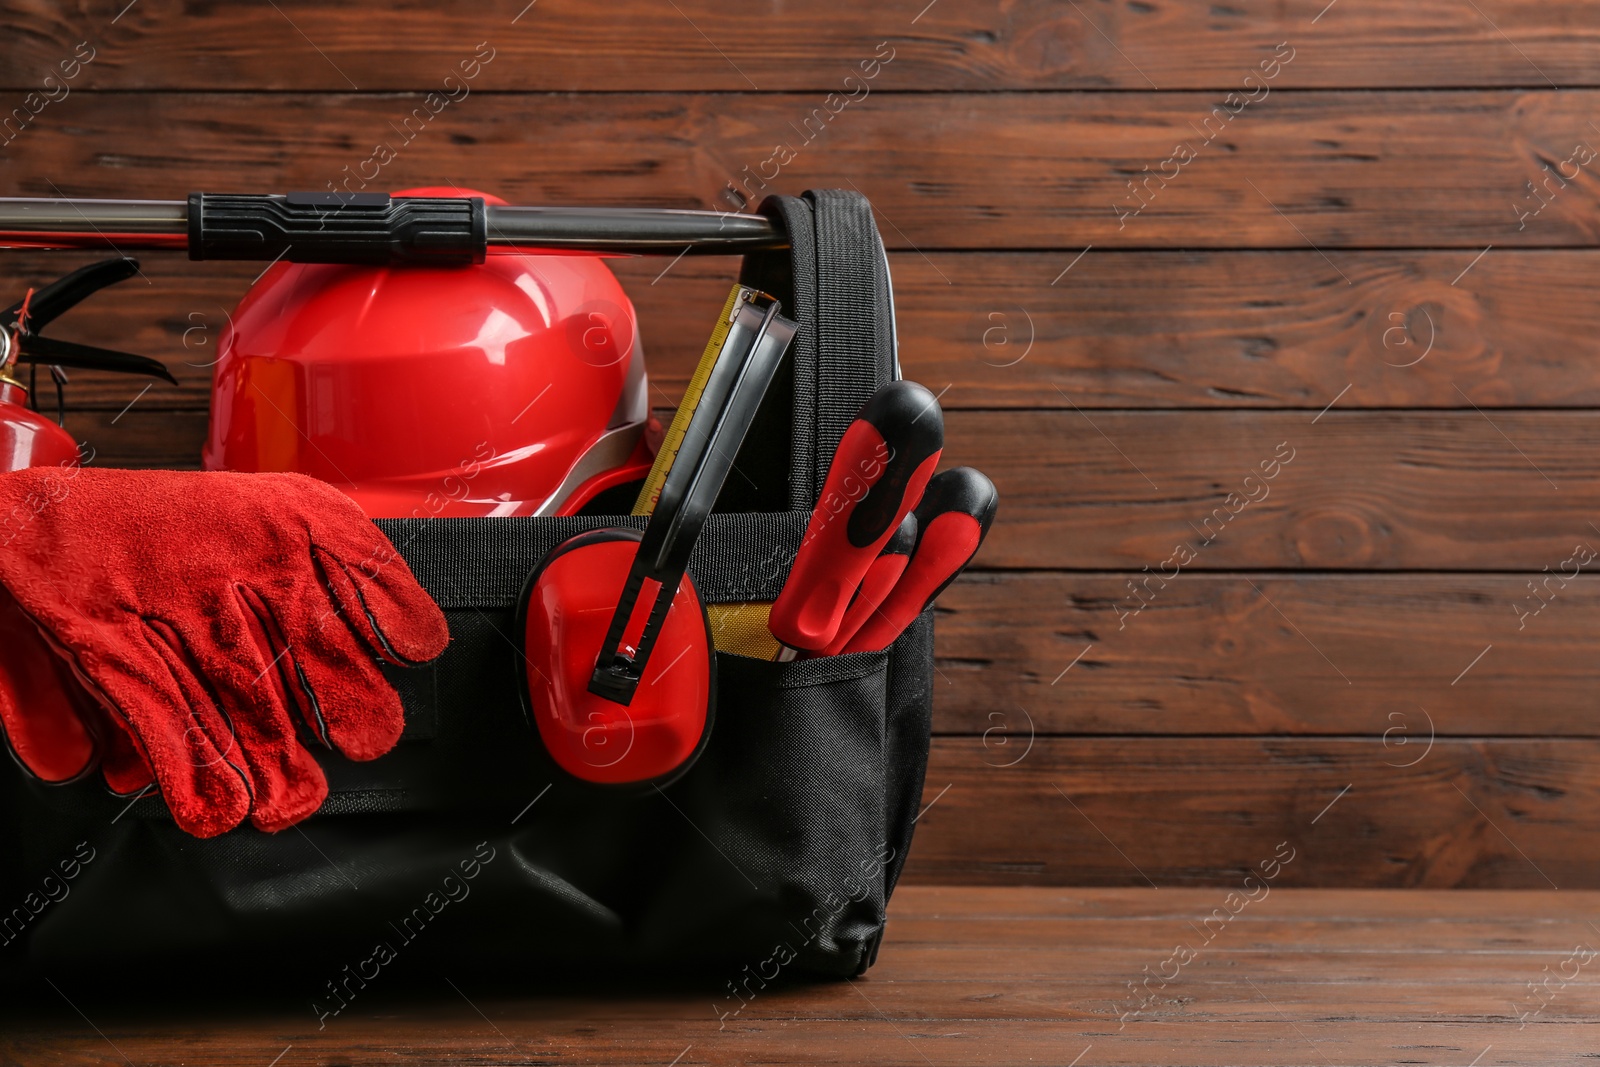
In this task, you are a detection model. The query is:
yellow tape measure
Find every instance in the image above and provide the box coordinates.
[635,283,783,659]
[632,283,750,517]
[705,601,780,660]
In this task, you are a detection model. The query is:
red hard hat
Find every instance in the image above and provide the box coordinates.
[202,188,655,518]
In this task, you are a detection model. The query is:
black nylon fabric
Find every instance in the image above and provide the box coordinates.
[740,195,818,510]
[376,512,808,609]
[740,191,892,510]
[807,190,894,483]
[881,612,934,899]
[0,189,935,994]
[0,609,930,988]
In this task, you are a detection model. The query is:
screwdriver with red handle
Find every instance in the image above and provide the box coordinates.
[816,511,918,658]
[836,466,999,655]
[768,380,944,654]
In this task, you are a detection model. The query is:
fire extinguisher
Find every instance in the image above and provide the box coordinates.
[0,258,176,473]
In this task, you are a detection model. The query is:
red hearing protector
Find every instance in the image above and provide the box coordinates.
[518,291,797,787]
[518,528,715,787]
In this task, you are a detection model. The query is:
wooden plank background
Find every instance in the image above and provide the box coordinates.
[3,0,1599,886]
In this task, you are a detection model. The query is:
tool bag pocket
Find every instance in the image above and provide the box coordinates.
[0,189,932,987]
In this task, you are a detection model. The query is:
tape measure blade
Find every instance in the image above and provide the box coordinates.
[631,283,750,517]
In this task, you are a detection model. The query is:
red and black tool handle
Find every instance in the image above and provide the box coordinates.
[769,380,945,653]
[839,466,998,655]
[817,510,918,658]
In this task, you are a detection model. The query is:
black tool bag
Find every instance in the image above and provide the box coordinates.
[0,190,934,994]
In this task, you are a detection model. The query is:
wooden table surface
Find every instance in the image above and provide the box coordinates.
[3,886,1596,1067]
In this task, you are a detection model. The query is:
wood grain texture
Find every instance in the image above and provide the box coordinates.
[61,407,207,469]
[1,1021,1589,1067]
[948,409,1600,571]
[932,572,1600,736]
[3,91,1600,248]
[885,249,1600,410]
[15,248,1600,412]
[904,737,1600,887]
[7,1,1600,90]
[68,408,1600,573]
[3,888,1598,1066]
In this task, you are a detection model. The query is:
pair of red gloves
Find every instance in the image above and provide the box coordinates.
[0,467,449,838]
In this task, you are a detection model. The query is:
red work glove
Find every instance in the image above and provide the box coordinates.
[0,586,154,793]
[0,468,449,838]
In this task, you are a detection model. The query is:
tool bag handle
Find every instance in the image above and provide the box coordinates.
[736,190,898,512]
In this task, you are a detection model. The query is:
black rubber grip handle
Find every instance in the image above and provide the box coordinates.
[768,380,945,652]
[3,257,140,331]
[187,192,487,265]
[838,467,999,655]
